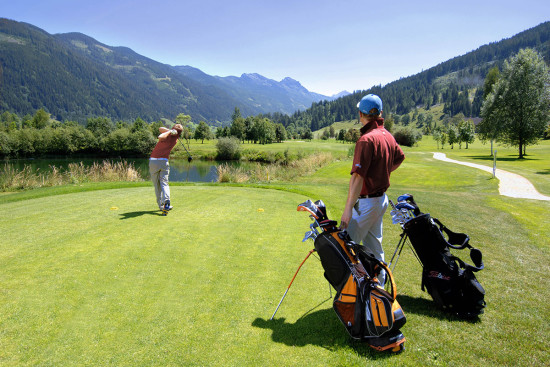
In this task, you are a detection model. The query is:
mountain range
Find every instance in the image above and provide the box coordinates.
[0,18,345,124]
[270,21,550,133]
[1,17,548,128]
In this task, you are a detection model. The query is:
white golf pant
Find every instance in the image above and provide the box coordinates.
[149,158,170,209]
[346,194,389,285]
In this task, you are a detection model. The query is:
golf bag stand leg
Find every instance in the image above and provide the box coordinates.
[389,232,408,273]
[270,249,315,320]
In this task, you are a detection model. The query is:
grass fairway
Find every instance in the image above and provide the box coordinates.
[1,141,549,366]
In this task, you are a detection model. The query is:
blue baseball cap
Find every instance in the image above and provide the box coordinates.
[357,94,383,115]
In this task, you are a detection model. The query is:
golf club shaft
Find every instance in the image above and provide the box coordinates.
[177,137,192,158]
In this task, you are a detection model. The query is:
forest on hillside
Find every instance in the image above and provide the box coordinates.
[267,22,550,133]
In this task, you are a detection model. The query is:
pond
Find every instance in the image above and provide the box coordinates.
[2,157,252,183]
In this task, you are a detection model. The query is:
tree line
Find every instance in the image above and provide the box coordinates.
[0,111,157,157]
[3,45,548,159]
[0,109,316,158]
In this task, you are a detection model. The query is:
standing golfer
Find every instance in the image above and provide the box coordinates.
[149,124,183,213]
[340,94,405,285]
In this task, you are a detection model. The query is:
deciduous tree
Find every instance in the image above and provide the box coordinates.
[194,121,211,143]
[481,48,550,158]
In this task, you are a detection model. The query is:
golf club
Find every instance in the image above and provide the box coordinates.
[389,200,407,225]
[397,193,414,203]
[395,202,417,220]
[177,136,193,162]
[397,193,421,216]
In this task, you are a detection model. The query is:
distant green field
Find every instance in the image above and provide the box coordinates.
[172,138,354,160]
[0,135,548,366]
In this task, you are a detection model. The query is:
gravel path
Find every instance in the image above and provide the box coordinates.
[432,152,550,201]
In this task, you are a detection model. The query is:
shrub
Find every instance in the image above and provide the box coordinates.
[393,126,423,147]
[216,152,334,183]
[216,137,241,160]
[0,131,13,156]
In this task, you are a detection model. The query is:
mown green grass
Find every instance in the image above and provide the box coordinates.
[1,137,549,366]
[429,138,550,195]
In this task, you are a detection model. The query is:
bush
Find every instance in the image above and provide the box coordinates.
[393,126,423,147]
[216,137,241,160]
[0,131,13,156]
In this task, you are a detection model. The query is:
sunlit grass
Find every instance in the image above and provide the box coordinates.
[0,134,548,366]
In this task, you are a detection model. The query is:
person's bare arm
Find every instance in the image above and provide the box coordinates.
[158,127,176,140]
[340,172,363,229]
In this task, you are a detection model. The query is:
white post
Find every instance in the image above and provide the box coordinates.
[493,150,497,178]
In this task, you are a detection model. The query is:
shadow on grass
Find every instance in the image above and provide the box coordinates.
[397,295,482,323]
[119,210,163,219]
[466,155,539,162]
[253,299,398,360]
[537,169,550,175]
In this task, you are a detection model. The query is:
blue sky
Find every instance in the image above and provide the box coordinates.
[2,0,549,96]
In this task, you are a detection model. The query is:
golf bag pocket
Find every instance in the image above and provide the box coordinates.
[459,268,486,314]
[364,286,394,336]
[363,275,406,337]
[333,274,363,339]
[422,268,486,317]
[422,269,454,309]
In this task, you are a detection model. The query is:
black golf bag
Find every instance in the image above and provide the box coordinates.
[300,200,406,352]
[393,195,486,317]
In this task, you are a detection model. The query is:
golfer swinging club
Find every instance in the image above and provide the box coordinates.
[340,94,405,286]
[149,123,183,214]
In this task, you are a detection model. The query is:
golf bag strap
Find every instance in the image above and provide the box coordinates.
[451,253,484,272]
[376,262,397,301]
[432,217,470,250]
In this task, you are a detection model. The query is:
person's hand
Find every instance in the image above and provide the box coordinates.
[340,208,352,230]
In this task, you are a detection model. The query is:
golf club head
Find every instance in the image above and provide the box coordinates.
[390,208,407,224]
[297,200,322,219]
[395,202,416,212]
[397,193,421,215]
[313,199,328,221]
[397,193,414,203]
[187,156,192,162]
[302,230,317,242]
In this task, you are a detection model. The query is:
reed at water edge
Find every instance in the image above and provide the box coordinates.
[0,160,142,192]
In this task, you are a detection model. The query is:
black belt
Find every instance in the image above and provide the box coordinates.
[359,191,385,199]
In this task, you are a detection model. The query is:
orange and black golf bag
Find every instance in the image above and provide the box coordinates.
[313,219,406,352]
[292,200,406,352]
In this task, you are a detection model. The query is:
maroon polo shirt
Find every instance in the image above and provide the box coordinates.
[150,132,181,159]
[350,118,405,196]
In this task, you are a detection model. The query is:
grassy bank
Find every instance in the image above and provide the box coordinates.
[0,160,142,192]
[171,139,352,161]
[216,152,335,183]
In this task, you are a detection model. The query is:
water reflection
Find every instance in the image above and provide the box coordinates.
[2,157,241,183]
[168,160,218,182]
